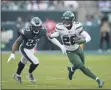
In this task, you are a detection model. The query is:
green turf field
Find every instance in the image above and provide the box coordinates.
[1,52,111,89]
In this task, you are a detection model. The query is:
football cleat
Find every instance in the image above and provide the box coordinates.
[28,73,36,83]
[13,73,22,83]
[97,79,104,88]
[67,66,75,80]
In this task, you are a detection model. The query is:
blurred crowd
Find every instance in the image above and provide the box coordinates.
[1,0,111,12]
[1,0,79,11]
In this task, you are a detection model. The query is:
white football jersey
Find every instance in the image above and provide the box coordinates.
[55,22,83,51]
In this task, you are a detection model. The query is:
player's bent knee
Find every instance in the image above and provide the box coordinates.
[32,60,39,65]
[21,60,27,64]
[76,63,85,70]
[21,59,27,64]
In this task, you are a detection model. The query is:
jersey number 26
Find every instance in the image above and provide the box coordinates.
[62,35,76,46]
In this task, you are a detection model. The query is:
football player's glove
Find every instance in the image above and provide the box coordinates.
[7,53,15,63]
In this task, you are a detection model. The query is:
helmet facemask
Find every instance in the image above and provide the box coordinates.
[62,17,73,27]
[31,25,42,34]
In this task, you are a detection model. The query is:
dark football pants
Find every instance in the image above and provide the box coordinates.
[66,47,97,80]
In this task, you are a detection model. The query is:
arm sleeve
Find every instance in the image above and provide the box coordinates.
[76,23,84,34]
[48,38,63,49]
[80,31,91,43]
[19,28,25,38]
[19,28,29,39]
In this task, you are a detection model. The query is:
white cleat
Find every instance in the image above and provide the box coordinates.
[13,73,22,83]
[28,73,36,83]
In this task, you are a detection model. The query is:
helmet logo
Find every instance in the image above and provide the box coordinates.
[30,17,42,27]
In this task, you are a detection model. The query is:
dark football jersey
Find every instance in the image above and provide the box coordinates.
[20,25,47,49]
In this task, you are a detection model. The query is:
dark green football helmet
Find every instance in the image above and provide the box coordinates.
[30,17,42,34]
[61,11,75,27]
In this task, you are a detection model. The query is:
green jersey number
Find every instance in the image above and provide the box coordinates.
[62,35,76,46]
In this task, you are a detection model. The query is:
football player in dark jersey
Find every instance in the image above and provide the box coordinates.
[8,17,66,83]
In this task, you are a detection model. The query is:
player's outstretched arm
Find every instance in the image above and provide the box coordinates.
[11,36,23,54]
[48,38,67,55]
[7,36,23,63]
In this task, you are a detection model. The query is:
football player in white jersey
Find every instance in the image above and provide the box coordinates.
[50,11,104,88]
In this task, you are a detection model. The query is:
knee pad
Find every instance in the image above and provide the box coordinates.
[21,57,27,64]
[32,60,39,65]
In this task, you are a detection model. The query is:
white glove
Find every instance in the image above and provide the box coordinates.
[7,53,15,63]
[60,45,67,55]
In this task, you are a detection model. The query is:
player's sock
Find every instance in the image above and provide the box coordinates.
[96,77,99,80]
[16,74,21,77]
[80,66,96,80]
[72,66,77,71]
[29,64,39,73]
[16,61,25,75]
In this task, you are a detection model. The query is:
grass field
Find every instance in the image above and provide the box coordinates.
[1,51,111,89]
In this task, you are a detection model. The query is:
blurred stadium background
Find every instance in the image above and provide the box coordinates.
[1,0,111,89]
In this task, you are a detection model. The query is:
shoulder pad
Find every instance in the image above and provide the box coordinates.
[56,23,64,31]
[75,22,83,30]
[20,27,31,39]
[24,27,30,32]
[20,28,24,35]
[41,26,46,30]
[40,26,47,36]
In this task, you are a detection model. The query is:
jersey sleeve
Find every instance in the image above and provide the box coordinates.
[42,26,48,36]
[80,31,91,43]
[75,22,84,34]
[55,23,63,32]
[49,23,62,38]
[19,27,30,39]
[19,28,25,38]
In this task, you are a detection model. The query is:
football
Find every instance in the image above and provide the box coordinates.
[75,35,85,41]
